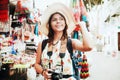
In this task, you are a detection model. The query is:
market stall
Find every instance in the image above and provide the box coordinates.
[0,0,40,80]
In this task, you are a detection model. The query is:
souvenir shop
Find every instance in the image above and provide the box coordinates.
[0,0,40,79]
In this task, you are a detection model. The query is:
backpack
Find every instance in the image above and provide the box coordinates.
[41,38,80,80]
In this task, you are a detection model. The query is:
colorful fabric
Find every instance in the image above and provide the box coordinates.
[14,0,30,21]
[79,0,88,21]
[71,0,88,22]
[71,0,81,23]
[0,0,9,22]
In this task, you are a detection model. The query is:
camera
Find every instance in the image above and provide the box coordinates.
[48,71,63,80]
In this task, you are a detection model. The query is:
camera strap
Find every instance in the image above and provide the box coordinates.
[59,39,67,72]
[47,39,67,72]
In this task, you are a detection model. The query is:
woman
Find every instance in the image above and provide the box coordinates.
[34,3,92,80]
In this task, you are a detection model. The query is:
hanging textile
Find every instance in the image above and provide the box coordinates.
[71,0,81,23]
[71,0,88,23]
[71,0,90,79]
[0,0,9,22]
[79,0,88,22]
[71,0,89,38]
[34,22,39,36]
[14,0,30,22]
[71,0,80,39]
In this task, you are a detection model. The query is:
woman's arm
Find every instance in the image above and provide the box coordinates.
[34,42,51,79]
[34,42,44,74]
[72,21,93,52]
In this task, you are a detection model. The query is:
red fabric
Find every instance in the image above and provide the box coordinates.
[74,6,81,22]
[74,24,80,31]
[14,0,29,16]
[0,10,9,22]
[0,0,9,22]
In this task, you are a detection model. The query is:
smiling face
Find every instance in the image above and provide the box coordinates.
[48,12,68,41]
[50,13,66,33]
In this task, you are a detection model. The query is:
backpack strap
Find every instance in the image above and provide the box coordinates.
[67,38,80,80]
[42,39,48,51]
[67,38,73,57]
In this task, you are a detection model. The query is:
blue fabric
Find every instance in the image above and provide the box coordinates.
[73,31,79,39]
[11,45,16,55]
[34,23,39,36]
[82,15,88,22]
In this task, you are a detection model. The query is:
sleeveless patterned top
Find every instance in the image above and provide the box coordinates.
[41,40,76,80]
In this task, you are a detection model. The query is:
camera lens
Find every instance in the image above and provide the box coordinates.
[52,72,63,80]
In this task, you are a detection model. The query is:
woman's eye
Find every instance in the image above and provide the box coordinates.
[60,17,64,20]
[52,18,64,21]
[52,19,57,21]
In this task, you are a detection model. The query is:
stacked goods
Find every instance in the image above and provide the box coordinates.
[25,41,37,54]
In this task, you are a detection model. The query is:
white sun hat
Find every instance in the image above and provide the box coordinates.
[40,2,76,36]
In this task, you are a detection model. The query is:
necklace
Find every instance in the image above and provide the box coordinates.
[52,40,59,46]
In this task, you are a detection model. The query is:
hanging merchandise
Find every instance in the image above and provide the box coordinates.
[13,0,30,22]
[72,24,81,39]
[26,9,40,24]
[79,0,88,22]
[71,0,81,23]
[11,17,22,28]
[71,0,90,79]
[34,22,39,36]
[71,0,81,38]
[71,0,89,33]
[11,0,30,28]
[0,0,9,22]
[79,0,89,30]
[80,53,89,79]
[26,12,36,24]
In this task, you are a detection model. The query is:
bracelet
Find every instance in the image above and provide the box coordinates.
[41,69,46,76]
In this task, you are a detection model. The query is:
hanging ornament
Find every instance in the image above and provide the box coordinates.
[80,53,89,79]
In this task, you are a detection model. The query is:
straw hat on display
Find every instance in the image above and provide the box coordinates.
[40,2,76,36]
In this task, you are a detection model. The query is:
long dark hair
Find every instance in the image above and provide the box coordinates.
[47,12,68,43]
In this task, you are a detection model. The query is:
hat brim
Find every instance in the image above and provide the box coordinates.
[40,2,76,36]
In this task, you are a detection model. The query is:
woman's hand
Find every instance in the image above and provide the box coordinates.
[42,69,52,80]
[75,21,86,32]
[72,21,93,51]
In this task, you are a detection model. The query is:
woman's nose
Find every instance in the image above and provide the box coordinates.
[57,19,61,23]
